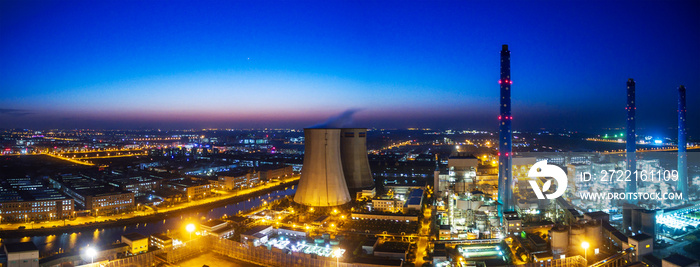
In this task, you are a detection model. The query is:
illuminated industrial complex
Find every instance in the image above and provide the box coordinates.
[1,42,698,267]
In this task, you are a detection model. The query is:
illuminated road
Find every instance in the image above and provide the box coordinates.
[414,206,432,266]
[601,145,700,154]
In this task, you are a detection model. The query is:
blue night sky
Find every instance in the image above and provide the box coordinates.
[1,0,699,136]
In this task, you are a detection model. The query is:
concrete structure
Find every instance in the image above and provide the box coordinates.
[372,198,403,213]
[623,78,637,233]
[356,188,376,200]
[240,225,274,246]
[47,174,134,215]
[640,209,656,237]
[276,226,306,238]
[585,220,603,253]
[550,224,569,256]
[570,223,585,254]
[504,211,522,236]
[200,219,228,234]
[121,233,148,255]
[439,225,452,240]
[625,78,637,203]
[498,44,514,214]
[258,165,294,181]
[678,85,688,200]
[340,128,374,190]
[447,153,478,179]
[165,178,212,200]
[200,219,236,239]
[86,192,135,215]
[217,170,259,190]
[149,232,172,250]
[0,198,74,222]
[628,233,653,262]
[4,242,39,267]
[294,128,351,207]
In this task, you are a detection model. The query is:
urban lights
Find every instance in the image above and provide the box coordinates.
[186,223,195,241]
[581,241,590,261]
[333,248,343,267]
[85,247,97,264]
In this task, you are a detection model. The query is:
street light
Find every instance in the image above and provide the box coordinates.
[85,247,97,264]
[581,241,590,261]
[186,223,195,241]
[333,249,342,267]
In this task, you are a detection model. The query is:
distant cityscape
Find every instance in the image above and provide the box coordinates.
[1,109,698,267]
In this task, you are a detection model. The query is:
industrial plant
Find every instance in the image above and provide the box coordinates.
[0,43,697,267]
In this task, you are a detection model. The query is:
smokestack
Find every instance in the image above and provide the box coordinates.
[340,128,374,190]
[294,128,352,207]
[625,78,637,202]
[623,78,637,233]
[498,44,514,214]
[678,85,688,200]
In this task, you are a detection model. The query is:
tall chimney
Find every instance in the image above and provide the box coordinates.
[678,85,688,200]
[498,44,514,214]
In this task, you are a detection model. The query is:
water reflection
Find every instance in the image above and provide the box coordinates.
[0,187,295,255]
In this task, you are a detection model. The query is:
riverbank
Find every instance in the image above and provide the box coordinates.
[0,179,298,239]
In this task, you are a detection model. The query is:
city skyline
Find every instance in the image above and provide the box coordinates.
[1,0,699,135]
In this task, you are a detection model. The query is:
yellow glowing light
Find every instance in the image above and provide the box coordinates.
[581,241,589,250]
[186,224,195,233]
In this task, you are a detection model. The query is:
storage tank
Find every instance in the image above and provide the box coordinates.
[631,208,642,233]
[294,128,352,207]
[623,203,633,232]
[640,209,656,237]
[550,224,569,255]
[585,220,602,250]
[569,223,585,251]
[340,128,374,190]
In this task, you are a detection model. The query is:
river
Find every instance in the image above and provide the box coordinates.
[0,186,296,256]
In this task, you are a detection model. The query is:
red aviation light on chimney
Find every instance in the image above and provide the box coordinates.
[498,115,502,120]
[498,152,501,156]
[498,80,502,84]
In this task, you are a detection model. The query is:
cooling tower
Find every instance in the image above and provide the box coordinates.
[340,128,375,190]
[294,128,352,207]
